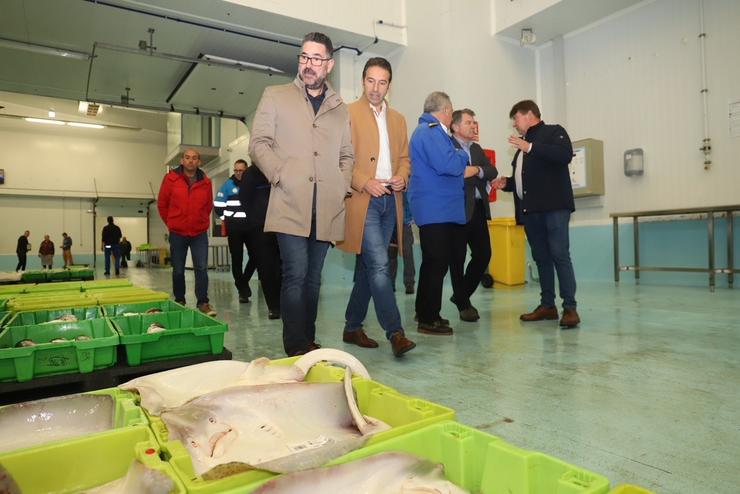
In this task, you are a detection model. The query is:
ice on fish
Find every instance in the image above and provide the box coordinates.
[146,323,166,334]
[253,452,470,493]
[41,314,78,324]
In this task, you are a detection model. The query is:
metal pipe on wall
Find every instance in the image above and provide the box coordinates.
[698,0,712,170]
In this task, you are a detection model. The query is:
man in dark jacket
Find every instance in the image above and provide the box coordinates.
[119,237,132,268]
[214,159,257,303]
[157,148,216,316]
[449,109,498,322]
[101,216,122,276]
[493,100,580,328]
[15,230,30,271]
[237,163,281,319]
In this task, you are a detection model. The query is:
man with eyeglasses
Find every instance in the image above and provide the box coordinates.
[214,159,257,304]
[250,32,353,356]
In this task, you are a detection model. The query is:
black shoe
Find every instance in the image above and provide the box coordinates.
[115,270,120,276]
[104,272,110,276]
[417,320,454,335]
[239,293,250,303]
[459,306,480,322]
[414,313,450,325]
[405,285,415,294]
[175,299,186,306]
[268,310,280,320]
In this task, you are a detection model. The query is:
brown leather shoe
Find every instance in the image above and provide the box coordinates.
[343,329,379,348]
[459,306,480,322]
[307,341,322,351]
[520,305,558,322]
[559,308,581,329]
[390,331,416,357]
[417,320,454,335]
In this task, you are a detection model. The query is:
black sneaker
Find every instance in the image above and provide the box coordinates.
[417,320,454,335]
[239,292,250,303]
[268,310,280,320]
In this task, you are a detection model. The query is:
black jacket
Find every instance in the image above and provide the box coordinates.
[102,224,122,246]
[237,166,272,229]
[451,136,498,222]
[16,235,29,255]
[503,121,575,224]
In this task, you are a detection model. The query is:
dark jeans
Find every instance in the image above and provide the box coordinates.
[345,195,402,339]
[16,253,27,271]
[169,231,209,305]
[276,216,329,355]
[388,222,415,290]
[523,209,577,309]
[416,222,466,323]
[227,228,257,297]
[450,200,491,310]
[104,245,121,274]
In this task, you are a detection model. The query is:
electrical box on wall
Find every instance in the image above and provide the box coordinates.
[569,138,605,198]
[624,148,644,176]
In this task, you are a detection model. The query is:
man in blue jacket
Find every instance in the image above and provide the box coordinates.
[408,91,479,335]
[214,159,256,303]
[493,100,580,328]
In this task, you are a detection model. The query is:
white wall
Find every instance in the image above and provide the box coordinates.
[537,0,740,223]
[492,0,560,33]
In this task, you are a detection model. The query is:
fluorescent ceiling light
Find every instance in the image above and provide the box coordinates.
[0,36,90,60]
[48,110,55,118]
[25,117,65,125]
[67,122,104,129]
[202,54,285,73]
[78,101,103,116]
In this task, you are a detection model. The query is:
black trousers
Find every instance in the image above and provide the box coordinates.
[16,253,27,271]
[450,200,491,310]
[227,228,257,297]
[416,222,466,323]
[230,225,281,311]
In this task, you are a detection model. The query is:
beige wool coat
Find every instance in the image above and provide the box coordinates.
[337,95,411,254]
[249,78,354,241]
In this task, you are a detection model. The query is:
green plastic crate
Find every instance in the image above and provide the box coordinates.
[0,318,119,382]
[101,299,188,317]
[110,310,227,365]
[25,281,83,293]
[0,311,9,328]
[151,361,455,494]
[0,387,148,455]
[69,268,95,280]
[0,425,185,493]
[7,293,95,312]
[6,306,103,327]
[81,278,133,290]
[0,298,7,310]
[0,283,35,296]
[45,268,71,281]
[609,485,655,494]
[20,270,47,283]
[94,289,170,305]
[234,421,611,494]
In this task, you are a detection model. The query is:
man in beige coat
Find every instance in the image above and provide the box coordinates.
[338,58,416,358]
[249,32,354,357]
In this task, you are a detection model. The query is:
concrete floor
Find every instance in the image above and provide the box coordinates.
[122,265,739,494]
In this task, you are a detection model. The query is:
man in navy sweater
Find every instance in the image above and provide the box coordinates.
[493,100,580,328]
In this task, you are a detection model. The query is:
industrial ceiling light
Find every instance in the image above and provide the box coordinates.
[48,109,56,118]
[25,117,64,125]
[201,54,285,73]
[67,122,104,129]
[0,36,90,60]
[78,101,103,116]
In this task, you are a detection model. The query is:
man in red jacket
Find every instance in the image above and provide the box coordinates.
[157,148,216,316]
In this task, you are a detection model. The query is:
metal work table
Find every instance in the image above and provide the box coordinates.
[610,205,740,291]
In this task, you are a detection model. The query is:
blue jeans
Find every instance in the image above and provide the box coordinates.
[345,195,402,339]
[276,215,330,356]
[169,231,209,305]
[523,209,577,309]
[104,245,120,274]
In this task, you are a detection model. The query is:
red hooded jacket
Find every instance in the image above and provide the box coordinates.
[157,166,213,237]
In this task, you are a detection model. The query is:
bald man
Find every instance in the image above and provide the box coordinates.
[158,148,216,316]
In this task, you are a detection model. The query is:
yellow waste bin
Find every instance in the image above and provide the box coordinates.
[488,217,526,286]
[608,485,656,494]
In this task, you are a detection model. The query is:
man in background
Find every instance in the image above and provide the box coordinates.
[157,148,216,316]
[39,234,54,269]
[492,99,580,328]
[449,109,498,322]
[120,236,132,268]
[214,159,257,303]
[15,230,30,271]
[101,216,122,276]
[61,232,73,267]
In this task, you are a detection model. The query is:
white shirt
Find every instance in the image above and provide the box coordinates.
[372,102,392,181]
[515,143,532,200]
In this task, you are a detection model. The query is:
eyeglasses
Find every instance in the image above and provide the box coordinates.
[297,54,331,66]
